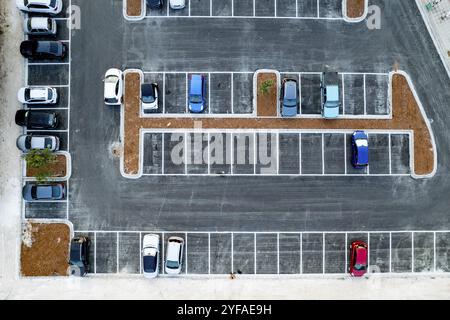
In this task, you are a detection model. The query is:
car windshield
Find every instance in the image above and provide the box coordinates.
[44,138,53,148]
[166,260,179,269]
[50,0,57,6]
[51,186,61,198]
[190,95,202,104]
[105,75,118,84]
[105,97,117,104]
[25,89,31,101]
[284,99,297,107]
[354,263,366,271]
[143,254,157,273]
[356,139,368,147]
[47,89,53,100]
[25,136,32,149]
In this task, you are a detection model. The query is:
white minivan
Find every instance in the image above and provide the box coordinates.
[165,236,184,274]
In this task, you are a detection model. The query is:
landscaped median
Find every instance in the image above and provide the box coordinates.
[343,0,368,21]
[21,220,72,277]
[121,70,436,179]
[125,0,144,20]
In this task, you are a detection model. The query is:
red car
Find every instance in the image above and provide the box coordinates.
[349,240,368,277]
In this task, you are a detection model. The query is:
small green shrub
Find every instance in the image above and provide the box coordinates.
[24,149,56,169]
[259,79,274,95]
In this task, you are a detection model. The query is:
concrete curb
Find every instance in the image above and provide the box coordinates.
[22,151,72,182]
[342,0,369,23]
[253,69,280,117]
[123,0,146,21]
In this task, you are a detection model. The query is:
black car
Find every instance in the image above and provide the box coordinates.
[69,237,90,276]
[147,0,163,9]
[15,110,59,130]
[20,40,67,60]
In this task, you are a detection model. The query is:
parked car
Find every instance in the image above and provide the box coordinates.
[23,17,57,36]
[20,40,67,60]
[141,83,158,113]
[351,130,369,168]
[16,0,63,15]
[15,110,59,130]
[320,72,340,119]
[69,236,90,276]
[281,78,298,117]
[349,240,368,277]
[147,0,163,9]
[18,86,58,105]
[188,74,206,113]
[16,134,60,152]
[104,68,123,105]
[142,234,160,278]
[165,236,184,274]
[169,0,185,9]
[22,182,66,201]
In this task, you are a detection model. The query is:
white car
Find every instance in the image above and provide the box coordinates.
[169,0,186,9]
[24,17,57,35]
[18,86,58,105]
[16,134,60,152]
[16,0,63,15]
[104,68,123,105]
[165,236,184,275]
[142,234,160,278]
[141,83,159,113]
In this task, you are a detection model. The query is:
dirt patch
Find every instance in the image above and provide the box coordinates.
[26,154,67,178]
[124,72,142,175]
[122,72,435,177]
[21,221,70,277]
[346,0,365,19]
[257,73,278,117]
[127,0,142,17]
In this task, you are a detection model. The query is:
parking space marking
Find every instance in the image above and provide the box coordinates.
[363,74,367,115]
[412,232,414,272]
[79,230,450,275]
[141,129,413,177]
[341,73,345,115]
[117,232,120,273]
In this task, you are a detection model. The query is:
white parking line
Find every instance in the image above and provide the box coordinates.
[80,230,449,275]
[433,232,436,272]
[117,233,120,273]
[412,232,414,273]
[388,133,392,175]
[139,232,142,274]
[27,62,70,66]
[321,133,325,175]
[185,232,188,274]
[253,0,256,17]
[317,0,320,18]
[162,231,165,274]
[363,73,367,115]
[341,73,345,115]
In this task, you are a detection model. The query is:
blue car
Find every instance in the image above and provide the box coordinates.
[188,74,206,113]
[351,131,369,168]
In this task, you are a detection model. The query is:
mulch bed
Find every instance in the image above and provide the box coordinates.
[26,154,67,178]
[122,72,435,177]
[257,72,278,117]
[347,0,365,19]
[21,222,70,277]
[127,0,142,17]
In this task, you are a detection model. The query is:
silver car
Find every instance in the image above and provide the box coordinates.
[16,134,59,152]
[24,17,57,35]
[165,236,184,275]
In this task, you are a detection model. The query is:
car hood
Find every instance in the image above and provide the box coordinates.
[323,106,339,119]
[282,105,297,117]
[189,102,204,113]
[104,81,117,98]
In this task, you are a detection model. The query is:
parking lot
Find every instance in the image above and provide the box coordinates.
[73,230,450,275]
[140,71,390,117]
[139,0,344,19]
[140,130,410,176]
[17,0,450,278]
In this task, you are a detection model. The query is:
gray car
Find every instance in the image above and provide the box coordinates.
[281,79,298,117]
[22,183,66,202]
[16,134,60,152]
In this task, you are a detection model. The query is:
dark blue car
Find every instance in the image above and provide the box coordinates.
[188,74,206,113]
[351,131,369,168]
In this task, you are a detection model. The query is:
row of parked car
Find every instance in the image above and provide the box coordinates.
[68,234,369,277]
[16,0,66,203]
[146,0,186,10]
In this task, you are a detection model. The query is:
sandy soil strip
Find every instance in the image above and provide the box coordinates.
[26,154,67,178]
[346,0,366,19]
[122,72,435,177]
[127,0,142,17]
[21,222,70,277]
[257,72,278,117]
